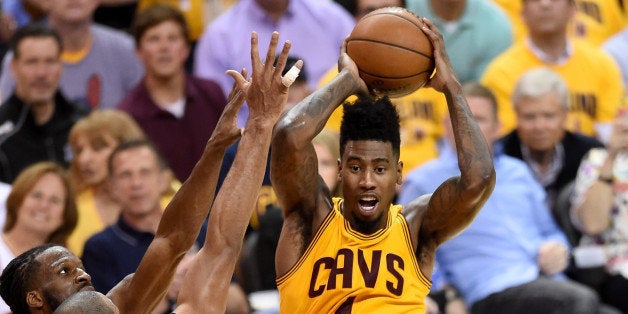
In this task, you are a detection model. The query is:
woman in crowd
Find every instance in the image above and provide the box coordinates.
[0,161,78,312]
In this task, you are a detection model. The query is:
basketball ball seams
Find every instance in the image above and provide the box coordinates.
[346,38,434,61]
[361,9,424,30]
[346,7,434,97]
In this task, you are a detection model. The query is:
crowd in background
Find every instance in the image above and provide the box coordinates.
[0,0,626,313]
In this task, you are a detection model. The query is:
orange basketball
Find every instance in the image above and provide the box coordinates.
[346,7,434,98]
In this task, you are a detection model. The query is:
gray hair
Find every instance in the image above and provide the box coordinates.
[512,67,569,110]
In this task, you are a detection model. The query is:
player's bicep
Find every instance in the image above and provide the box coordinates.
[420,176,483,246]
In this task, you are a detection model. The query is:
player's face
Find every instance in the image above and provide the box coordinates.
[137,20,190,80]
[339,140,401,233]
[11,37,62,105]
[515,91,567,153]
[16,173,67,237]
[30,246,93,310]
[72,134,118,187]
[522,0,575,35]
[109,147,168,216]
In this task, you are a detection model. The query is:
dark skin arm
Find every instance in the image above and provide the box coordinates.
[403,18,496,279]
[107,71,245,313]
[271,40,368,277]
[173,31,296,314]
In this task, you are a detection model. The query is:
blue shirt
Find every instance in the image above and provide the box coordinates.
[406,0,513,83]
[82,217,155,294]
[398,144,569,306]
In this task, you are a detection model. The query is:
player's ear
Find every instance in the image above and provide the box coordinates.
[26,290,44,309]
[337,158,342,181]
[397,161,403,185]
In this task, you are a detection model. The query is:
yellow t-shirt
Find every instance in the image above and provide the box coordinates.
[481,39,623,136]
[67,188,104,256]
[320,68,448,175]
[277,198,431,313]
[571,0,627,46]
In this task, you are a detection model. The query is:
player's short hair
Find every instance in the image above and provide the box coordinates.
[0,244,57,314]
[340,95,401,159]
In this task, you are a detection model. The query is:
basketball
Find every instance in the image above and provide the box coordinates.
[346,7,434,98]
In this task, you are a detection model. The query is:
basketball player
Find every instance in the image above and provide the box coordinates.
[270,17,495,312]
[0,31,297,314]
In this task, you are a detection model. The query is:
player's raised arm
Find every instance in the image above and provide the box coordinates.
[107,68,245,313]
[173,31,294,314]
[408,18,495,273]
[270,39,368,275]
[271,39,367,221]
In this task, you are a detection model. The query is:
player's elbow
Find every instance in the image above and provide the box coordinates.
[464,166,496,198]
[273,111,309,149]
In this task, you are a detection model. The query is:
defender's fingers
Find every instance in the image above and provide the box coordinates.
[226,69,249,94]
[263,32,280,74]
[341,36,349,54]
[250,32,261,74]
[273,40,292,78]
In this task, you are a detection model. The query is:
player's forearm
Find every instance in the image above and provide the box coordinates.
[274,69,361,146]
[209,123,274,249]
[446,85,495,192]
[154,141,230,249]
